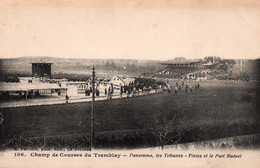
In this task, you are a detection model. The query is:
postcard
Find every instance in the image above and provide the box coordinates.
[0,0,259,167]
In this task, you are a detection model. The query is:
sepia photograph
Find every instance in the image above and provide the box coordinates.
[0,0,259,167]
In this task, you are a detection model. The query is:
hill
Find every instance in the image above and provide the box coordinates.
[0,56,164,76]
[0,57,259,80]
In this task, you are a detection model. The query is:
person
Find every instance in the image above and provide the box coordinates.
[176,82,178,87]
[110,84,114,99]
[105,88,107,95]
[182,81,184,87]
[140,84,144,93]
[96,89,99,97]
[28,91,32,98]
[85,89,88,96]
[65,94,69,103]
[197,83,200,89]
[174,86,178,94]
[120,85,123,97]
[86,89,90,96]
[189,86,192,93]
[108,87,111,99]
[127,87,131,97]
[133,84,136,96]
[167,83,171,93]
[167,88,171,94]
[124,85,127,93]
[111,83,114,95]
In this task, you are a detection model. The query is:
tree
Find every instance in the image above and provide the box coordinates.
[144,109,184,149]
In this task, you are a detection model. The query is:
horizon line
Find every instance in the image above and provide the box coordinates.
[0,55,259,61]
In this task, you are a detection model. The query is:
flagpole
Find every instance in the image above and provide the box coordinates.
[91,65,95,150]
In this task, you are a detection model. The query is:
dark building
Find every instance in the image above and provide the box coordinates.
[31,61,52,79]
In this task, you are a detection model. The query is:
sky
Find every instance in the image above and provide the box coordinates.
[0,0,260,60]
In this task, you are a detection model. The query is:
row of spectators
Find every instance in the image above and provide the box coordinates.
[83,78,167,98]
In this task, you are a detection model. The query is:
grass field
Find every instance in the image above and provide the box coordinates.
[0,79,258,147]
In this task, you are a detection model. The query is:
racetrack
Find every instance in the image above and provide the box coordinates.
[0,80,258,140]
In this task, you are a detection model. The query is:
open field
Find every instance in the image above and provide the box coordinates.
[0,80,258,148]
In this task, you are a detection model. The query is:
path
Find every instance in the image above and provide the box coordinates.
[0,89,163,108]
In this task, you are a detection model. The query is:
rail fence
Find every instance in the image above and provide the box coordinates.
[0,89,165,109]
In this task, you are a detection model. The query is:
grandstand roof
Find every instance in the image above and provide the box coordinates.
[0,82,66,92]
[202,62,218,66]
[161,59,202,65]
[222,59,236,64]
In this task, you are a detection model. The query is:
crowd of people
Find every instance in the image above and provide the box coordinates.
[65,78,200,102]
[103,81,163,100]
[63,79,167,101]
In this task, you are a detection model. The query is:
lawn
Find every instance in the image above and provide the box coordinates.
[0,80,258,143]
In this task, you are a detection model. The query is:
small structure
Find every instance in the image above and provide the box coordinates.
[31,61,52,79]
[60,81,88,96]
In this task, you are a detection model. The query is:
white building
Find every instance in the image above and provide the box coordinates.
[60,81,88,96]
[109,75,135,88]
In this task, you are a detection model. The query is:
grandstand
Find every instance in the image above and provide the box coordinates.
[152,57,203,79]
[148,57,238,80]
